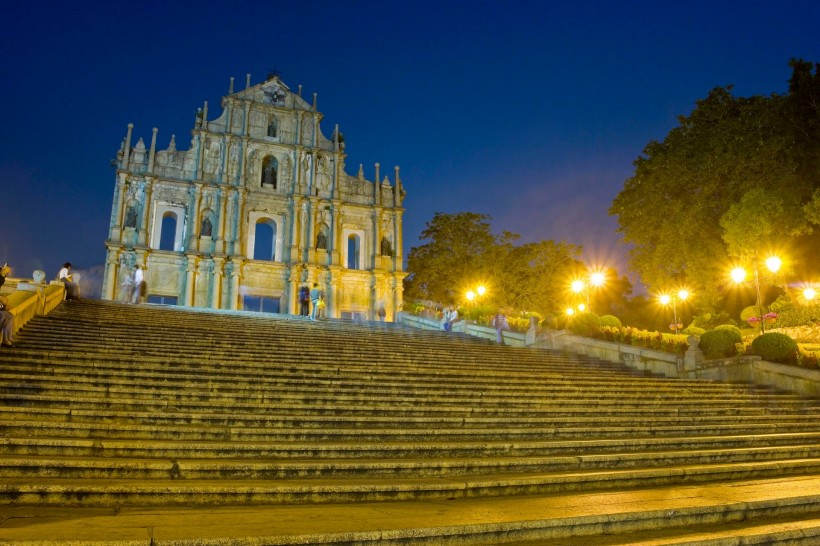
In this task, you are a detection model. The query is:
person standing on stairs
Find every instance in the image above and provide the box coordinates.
[491,308,510,344]
[440,306,451,331]
[298,284,310,316]
[132,265,146,304]
[309,283,322,320]
[119,267,135,303]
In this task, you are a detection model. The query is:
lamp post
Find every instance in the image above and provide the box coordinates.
[571,271,605,313]
[465,285,486,306]
[659,289,689,334]
[731,255,781,334]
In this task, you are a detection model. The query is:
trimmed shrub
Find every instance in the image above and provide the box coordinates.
[692,311,732,330]
[769,303,820,328]
[797,345,820,369]
[569,312,601,337]
[714,324,743,339]
[699,329,742,360]
[750,332,799,365]
[599,315,622,328]
[681,325,706,336]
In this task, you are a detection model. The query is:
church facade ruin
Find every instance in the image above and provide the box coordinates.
[102,74,406,319]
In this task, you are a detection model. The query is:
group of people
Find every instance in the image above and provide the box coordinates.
[118,265,146,304]
[440,305,460,332]
[0,261,90,348]
[298,283,326,320]
[440,304,510,344]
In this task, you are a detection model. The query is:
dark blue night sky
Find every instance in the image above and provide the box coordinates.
[1,0,818,288]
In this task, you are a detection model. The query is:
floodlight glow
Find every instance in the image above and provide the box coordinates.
[659,294,671,305]
[590,272,605,287]
[765,256,782,273]
[731,268,747,284]
[466,291,475,302]
[571,280,585,293]
[805,287,817,302]
[678,289,689,301]
[477,285,486,296]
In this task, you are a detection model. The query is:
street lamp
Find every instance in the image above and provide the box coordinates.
[571,271,606,312]
[465,285,487,306]
[658,289,689,334]
[731,255,781,334]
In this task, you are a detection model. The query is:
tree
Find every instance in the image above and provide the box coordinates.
[490,239,583,316]
[404,212,602,318]
[720,188,805,259]
[404,212,503,304]
[610,60,820,313]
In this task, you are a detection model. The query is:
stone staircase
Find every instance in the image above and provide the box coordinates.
[0,299,819,544]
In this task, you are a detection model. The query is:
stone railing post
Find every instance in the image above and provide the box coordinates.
[683,335,704,376]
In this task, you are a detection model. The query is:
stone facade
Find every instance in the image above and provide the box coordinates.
[102,74,406,319]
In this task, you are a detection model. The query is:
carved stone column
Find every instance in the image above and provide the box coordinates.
[102,248,119,301]
[183,256,197,307]
[229,261,241,310]
[210,257,223,309]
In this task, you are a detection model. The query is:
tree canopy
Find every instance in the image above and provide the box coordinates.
[404,212,620,318]
[610,59,820,313]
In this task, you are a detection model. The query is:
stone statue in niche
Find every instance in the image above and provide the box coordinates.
[262,157,277,188]
[380,236,393,257]
[316,224,328,250]
[124,205,138,228]
[201,216,213,237]
[267,119,277,138]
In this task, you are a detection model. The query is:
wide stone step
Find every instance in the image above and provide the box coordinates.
[4,417,820,443]
[11,334,527,368]
[3,394,811,425]
[0,360,802,400]
[0,353,801,396]
[13,392,808,423]
[4,432,818,459]
[1,404,813,432]
[3,459,820,507]
[2,477,819,545]
[1,351,676,393]
[2,443,818,481]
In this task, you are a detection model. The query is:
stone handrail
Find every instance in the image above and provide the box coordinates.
[3,280,65,336]
[398,313,818,398]
[533,328,820,399]
[396,313,534,347]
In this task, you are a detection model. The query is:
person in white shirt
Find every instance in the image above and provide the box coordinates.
[447,306,459,331]
[58,262,81,301]
[132,265,145,304]
[440,306,451,331]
